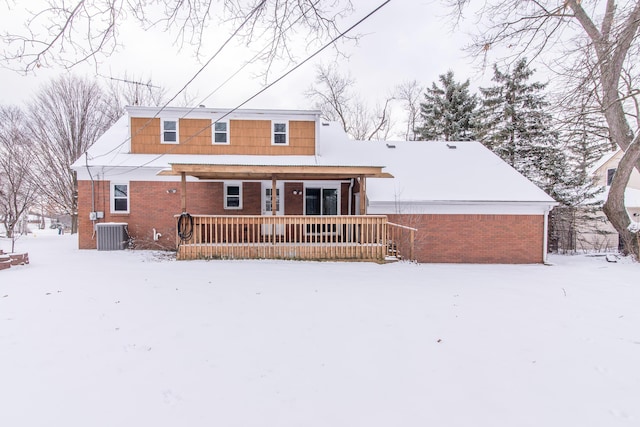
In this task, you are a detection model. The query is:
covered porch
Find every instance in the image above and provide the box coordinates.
[161,163,416,262]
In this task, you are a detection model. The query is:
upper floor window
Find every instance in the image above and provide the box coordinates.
[213,121,229,144]
[111,183,129,213]
[224,183,242,209]
[607,168,616,186]
[162,119,179,144]
[272,121,289,145]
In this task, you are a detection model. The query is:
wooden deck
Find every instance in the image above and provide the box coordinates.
[176,215,416,262]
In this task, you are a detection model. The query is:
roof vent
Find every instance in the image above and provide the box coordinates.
[386,143,396,149]
[321,122,330,126]
[446,143,457,149]
[198,104,206,108]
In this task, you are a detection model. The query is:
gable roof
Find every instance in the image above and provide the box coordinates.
[590,149,620,174]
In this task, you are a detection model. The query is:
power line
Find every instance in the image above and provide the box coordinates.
[99,0,392,177]
[87,0,268,163]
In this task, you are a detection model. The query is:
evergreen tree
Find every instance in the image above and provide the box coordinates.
[559,94,613,206]
[547,93,614,253]
[478,59,567,198]
[417,71,478,141]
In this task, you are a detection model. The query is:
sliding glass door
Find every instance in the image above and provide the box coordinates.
[305,187,339,235]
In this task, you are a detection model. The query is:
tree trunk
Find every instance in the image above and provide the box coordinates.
[71,170,78,234]
[603,136,640,258]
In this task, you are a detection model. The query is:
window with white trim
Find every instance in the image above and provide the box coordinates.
[213,121,229,144]
[272,121,289,145]
[161,119,179,144]
[111,183,129,213]
[224,183,242,209]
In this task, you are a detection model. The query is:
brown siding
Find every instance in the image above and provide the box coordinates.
[130,117,161,152]
[387,213,545,264]
[130,117,315,155]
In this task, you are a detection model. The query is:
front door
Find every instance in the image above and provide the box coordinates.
[262,182,284,235]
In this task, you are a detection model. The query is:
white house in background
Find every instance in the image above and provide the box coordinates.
[570,150,640,251]
[72,106,557,263]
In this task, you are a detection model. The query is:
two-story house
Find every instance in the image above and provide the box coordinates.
[72,106,557,263]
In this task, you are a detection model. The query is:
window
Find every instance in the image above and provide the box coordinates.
[161,119,179,144]
[111,183,129,213]
[264,188,280,213]
[213,121,229,144]
[607,168,616,186]
[224,183,242,209]
[272,121,288,145]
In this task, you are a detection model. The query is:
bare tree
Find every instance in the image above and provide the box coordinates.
[395,80,423,141]
[449,0,640,257]
[0,106,39,252]
[306,63,393,140]
[0,1,354,74]
[26,75,112,234]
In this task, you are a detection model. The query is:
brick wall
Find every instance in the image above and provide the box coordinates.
[78,180,262,250]
[387,213,545,264]
[78,180,545,263]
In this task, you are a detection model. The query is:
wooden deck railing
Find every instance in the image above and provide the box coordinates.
[387,222,417,261]
[176,214,393,261]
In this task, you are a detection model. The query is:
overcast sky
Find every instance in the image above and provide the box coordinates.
[0,1,495,117]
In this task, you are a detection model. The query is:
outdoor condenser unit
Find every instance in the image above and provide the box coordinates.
[96,223,128,251]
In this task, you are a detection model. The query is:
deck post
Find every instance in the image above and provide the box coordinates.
[359,175,367,215]
[181,172,187,212]
[271,175,277,244]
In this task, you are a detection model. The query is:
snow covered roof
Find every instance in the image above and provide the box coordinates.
[590,149,620,174]
[318,122,555,204]
[73,114,555,206]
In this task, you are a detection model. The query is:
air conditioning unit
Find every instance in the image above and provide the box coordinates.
[96,223,128,251]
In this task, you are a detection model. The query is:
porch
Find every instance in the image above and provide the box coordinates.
[175,214,416,262]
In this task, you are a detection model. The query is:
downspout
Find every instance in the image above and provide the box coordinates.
[543,207,550,264]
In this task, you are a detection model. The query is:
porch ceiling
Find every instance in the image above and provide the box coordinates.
[158,163,393,180]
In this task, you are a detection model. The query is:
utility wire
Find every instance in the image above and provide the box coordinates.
[100,0,392,177]
[87,0,268,162]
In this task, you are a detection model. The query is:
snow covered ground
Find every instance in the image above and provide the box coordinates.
[1,231,639,427]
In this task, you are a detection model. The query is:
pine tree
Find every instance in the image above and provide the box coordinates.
[478,59,567,198]
[547,93,615,253]
[417,70,478,141]
[560,95,613,206]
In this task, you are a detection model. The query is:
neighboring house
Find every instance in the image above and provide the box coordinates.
[573,149,640,251]
[71,106,556,263]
